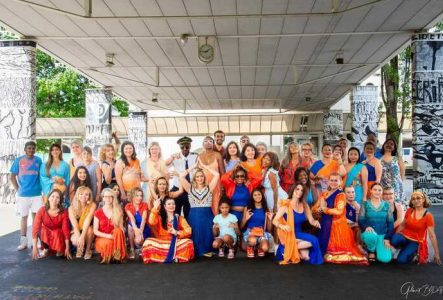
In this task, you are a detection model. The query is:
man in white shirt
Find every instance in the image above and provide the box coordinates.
[165,136,197,219]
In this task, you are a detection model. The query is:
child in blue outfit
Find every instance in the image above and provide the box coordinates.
[213,197,240,259]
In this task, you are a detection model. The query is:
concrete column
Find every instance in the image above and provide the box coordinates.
[128,111,148,161]
[0,40,36,204]
[323,110,343,145]
[85,89,112,158]
[350,85,379,151]
[412,33,443,205]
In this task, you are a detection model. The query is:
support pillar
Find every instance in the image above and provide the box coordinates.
[350,85,379,151]
[0,41,36,204]
[323,110,343,145]
[85,89,112,158]
[412,33,443,205]
[128,111,148,161]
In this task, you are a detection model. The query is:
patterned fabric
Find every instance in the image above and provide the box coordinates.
[188,186,212,208]
[381,156,405,207]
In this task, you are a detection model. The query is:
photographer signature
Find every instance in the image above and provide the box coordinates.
[400,282,443,299]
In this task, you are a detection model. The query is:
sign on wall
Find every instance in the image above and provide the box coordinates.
[128,112,148,161]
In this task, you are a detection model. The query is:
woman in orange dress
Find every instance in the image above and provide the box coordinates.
[240,143,263,180]
[31,189,72,260]
[142,198,194,263]
[316,173,368,265]
[93,188,126,264]
[115,141,143,203]
[309,144,346,194]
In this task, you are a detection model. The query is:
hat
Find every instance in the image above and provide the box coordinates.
[177,136,192,145]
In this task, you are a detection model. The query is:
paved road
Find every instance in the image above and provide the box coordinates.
[0,205,442,300]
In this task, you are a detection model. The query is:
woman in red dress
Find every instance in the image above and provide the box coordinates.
[32,189,72,260]
[93,188,126,263]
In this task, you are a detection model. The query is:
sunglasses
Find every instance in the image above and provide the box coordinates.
[180,145,190,150]
[235,174,245,178]
[302,148,312,151]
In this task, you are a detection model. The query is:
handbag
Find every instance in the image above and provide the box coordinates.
[249,211,267,237]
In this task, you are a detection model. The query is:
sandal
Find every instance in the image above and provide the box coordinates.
[368,253,376,262]
[76,248,84,258]
[84,251,92,260]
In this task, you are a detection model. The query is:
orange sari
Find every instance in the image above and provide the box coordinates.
[321,192,368,265]
[276,199,300,265]
[95,228,127,264]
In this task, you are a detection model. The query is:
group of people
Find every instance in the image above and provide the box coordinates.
[10,131,441,265]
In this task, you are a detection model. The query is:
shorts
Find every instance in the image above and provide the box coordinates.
[215,233,237,245]
[243,228,273,244]
[17,196,43,217]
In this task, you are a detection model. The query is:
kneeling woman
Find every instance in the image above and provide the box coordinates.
[142,198,194,263]
[315,173,368,265]
[273,183,323,265]
[358,183,394,263]
[241,189,274,258]
[32,189,72,260]
[391,192,441,264]
[68,186,96,259]
[125,187,150,259]
[93,188,126,263]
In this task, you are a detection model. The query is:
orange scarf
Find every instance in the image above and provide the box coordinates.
[277,199,300,265]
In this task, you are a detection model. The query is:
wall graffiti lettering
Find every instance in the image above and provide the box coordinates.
[323,110,343,145]
[84,89,112,158]
[351,86,378,152]
[0,43,36,204]
[128,112,147,161]
[412,34,443,205]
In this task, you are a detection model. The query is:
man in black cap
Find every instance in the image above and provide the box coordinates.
[165,136,198,219]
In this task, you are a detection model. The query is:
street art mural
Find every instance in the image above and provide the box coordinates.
[85,89,112,157]
[323,110,343,145]
[0,41,36,204]
[351,86,378,152]
[412,33,443,205]
[128,112,148,162]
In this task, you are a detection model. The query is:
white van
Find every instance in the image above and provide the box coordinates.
[402,148,413,168]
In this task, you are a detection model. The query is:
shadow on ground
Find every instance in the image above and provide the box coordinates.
[0,207,442,300]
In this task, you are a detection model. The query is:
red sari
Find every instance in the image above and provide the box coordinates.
[32,207,70,254]
[94,208,127,263]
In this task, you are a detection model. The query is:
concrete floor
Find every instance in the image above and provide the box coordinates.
[0,207,442,300]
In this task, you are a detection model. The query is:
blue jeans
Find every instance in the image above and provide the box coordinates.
[391,233,419,264]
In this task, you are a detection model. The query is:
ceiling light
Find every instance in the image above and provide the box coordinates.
[179,34,189,47]
[152,93,158,103]
[335,51,344,65]
[106,53,114,67]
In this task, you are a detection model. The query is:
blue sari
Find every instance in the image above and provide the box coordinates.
[344,163,364,205]
[318,189,341,255]
[164,215,179,264]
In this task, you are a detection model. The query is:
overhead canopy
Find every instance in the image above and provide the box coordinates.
[1,0,442,113]
[36,113,411,138]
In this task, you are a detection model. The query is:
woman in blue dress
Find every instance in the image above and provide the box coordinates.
[273,183,323,265]
[344,147,368,205]
[40,143,70,207]
[180,162,219,257]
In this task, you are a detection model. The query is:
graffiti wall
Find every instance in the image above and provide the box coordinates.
[128,112,148,161]
[85,89,112,157]
[412,33,443,205]
[351,86,378,152]
[323,110,343,145]
[0,41,36,204]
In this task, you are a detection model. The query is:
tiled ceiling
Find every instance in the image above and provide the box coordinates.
[1,0,442,113]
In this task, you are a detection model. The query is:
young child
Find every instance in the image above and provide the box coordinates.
[125,187,150,259]
[241,189,274,258]
[213,197,240,259]
[344,186,365,254]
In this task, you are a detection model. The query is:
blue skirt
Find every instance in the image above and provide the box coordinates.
[188,207,214,257]
[276,231,323,265]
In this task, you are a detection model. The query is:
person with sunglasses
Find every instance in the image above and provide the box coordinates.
[165,136,198,219]
[221,165,262,223]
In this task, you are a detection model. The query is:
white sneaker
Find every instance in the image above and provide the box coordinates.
[17,236,28,251]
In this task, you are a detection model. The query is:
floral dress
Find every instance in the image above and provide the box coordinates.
[381,156,405,207]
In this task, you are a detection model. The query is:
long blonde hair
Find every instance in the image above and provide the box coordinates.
[101,188,123,228]
[281,142,300,168]
[191,168,207,188]
[148,141,162,158]
[71,186,93,219]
